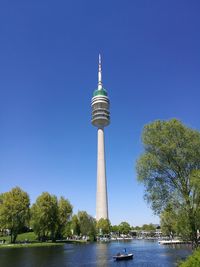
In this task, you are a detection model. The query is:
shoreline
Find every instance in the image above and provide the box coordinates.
[0,240,87,249]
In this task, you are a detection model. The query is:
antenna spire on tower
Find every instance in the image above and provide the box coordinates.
[98,54,103,90]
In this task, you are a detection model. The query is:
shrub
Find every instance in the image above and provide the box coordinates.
[179,249,200,267]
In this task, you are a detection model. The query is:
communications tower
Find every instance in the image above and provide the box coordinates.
[91,55,110,221]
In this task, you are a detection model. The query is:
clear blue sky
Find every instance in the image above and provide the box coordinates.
[0,0,200,226]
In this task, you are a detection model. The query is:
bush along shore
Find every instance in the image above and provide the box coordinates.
[179,249,200,267]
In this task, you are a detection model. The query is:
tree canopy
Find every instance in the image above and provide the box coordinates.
[77,211,96,240]
[0,187,30,243]
[31,192,58,241]
[57,197,73,238]
[160,204,177,238]
[137,119,200,247]
[71,215,80,236]
[141,224,156,231]
[96,218,111,235]
[118,221,131,234]
[31,193,73,241]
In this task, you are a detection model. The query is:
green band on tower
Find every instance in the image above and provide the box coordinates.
[93,88,108,97]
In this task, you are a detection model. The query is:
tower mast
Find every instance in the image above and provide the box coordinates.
[98,54,103,90]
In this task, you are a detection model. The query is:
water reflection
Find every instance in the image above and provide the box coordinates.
[95,243,110,267]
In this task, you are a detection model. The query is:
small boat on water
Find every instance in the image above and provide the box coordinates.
[113,253,133,261]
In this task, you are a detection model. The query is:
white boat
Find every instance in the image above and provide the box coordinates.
[158,240,186,245]
[113,253,133,261]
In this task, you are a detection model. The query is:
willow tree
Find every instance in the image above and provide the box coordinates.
[136,119,200,247]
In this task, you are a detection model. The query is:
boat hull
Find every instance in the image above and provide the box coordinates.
[113,254,133,261]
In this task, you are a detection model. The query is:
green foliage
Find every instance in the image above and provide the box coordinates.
[137,119,200,247]
[31,194,73,241]
[64,222,72,237]
[160,204,177,237]
[56,197,73,238]
[71,215,80,236]
[0,187,30,243]
[141,223,156,231]
[134,226,141,230]
[77,211,96,240]
[31,192,59,241]
[96,218,111,235]
[111,225,119,233]
[179,249,200,267]
[118,221,131,234]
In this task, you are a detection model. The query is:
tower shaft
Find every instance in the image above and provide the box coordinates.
[96,127,108,220]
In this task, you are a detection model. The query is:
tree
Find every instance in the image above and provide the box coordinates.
[141,224,156,231]
[160,204,177,238]
[31,192,58,242]
[71,215,80,236]
[56,197,73,239]
[96,218,111,235]
[64,221,72,238]
[0,187,30,243]
[136,119,200,247]
[77,211,96,241]
[111,225,119,234]
[118,222,131,235]
[134,226,141,231]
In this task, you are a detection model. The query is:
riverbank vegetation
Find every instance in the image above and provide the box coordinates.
[0,187,160,246]
[137,119,200,248]
[0,188,73,243]
[179,249,200,267]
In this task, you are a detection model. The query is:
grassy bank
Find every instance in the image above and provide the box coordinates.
[0,242,65,249]
[0,232,87,249]
[179,249,200,267]
[0,232,37,243]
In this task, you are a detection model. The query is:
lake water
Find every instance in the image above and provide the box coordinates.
[0,240,192,267]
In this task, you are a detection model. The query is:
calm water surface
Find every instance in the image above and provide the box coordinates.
[0,240,192,267]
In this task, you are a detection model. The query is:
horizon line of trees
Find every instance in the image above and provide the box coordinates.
[0,187,160,243]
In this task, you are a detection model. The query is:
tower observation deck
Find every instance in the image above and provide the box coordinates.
[91,55,110,221]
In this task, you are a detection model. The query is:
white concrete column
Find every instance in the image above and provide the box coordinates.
[96,127,108,221]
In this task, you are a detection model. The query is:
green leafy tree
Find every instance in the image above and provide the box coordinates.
[56,197,73,239]
[96,218,111,235]
[118,221,131,235]
[31,192,58,242]
[111,225,119,234]
[64,221,72,238]
[136,119,200,247]
[77,211,96,241]
[160,204,177,238]
[134,226,141,230]
[0,187,30,243]
[71,215,80,236]
[141,224,156,231]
